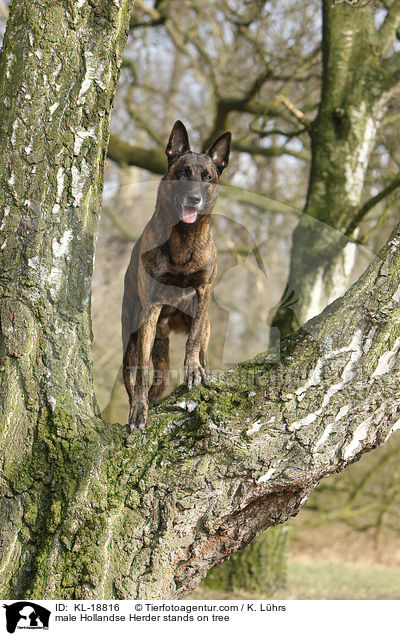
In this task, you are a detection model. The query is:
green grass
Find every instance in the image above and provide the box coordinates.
[283,561,400,599]
[189,560,400,600]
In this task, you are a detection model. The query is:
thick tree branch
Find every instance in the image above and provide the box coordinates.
[232,140,310,162]
[108,135,166,174]
[249,125,306,138]
[107,134,310,172]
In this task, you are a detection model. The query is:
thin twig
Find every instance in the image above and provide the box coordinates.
[277,95,312,131]
[346,175,400,236]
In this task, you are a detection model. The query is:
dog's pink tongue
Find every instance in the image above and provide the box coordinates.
[181,207,198,223]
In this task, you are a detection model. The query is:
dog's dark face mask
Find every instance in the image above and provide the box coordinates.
[161,120,231,225]
[166,153,219,224]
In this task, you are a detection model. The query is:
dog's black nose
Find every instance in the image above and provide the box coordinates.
[188,194,202,206]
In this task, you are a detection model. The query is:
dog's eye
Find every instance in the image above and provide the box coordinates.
[203,173,213,182]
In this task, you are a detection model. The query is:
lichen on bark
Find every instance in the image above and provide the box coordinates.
[0,0,132,599]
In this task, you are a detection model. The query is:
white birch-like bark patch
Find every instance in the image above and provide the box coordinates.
[257,467,276,483]
[0,206,10,232]
[344,107,376,206]
[295,359,323,400]
[24,138,33,154]
[78,52,106,104]
[71,159,91,206]
[49,102,59,117]
[246,416,276,435]
[342,420,370,461]
[371,337,400,378]
[56,167,65,201]
[336,404,350,420]
[6,53,14,79]
[52,230,73,259]
[289,411,318,431]
[289,331,363,431]
[49,267,63,297]
[314,422,333,450]
[303,274,324,323]
[73,126,97,155]
[11,119,19,146]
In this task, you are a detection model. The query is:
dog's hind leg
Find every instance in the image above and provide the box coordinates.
[129,305,162,429]
[148,336,170,404]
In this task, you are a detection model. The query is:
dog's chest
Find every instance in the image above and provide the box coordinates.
[142,241,214,289]
[150,260,208,289]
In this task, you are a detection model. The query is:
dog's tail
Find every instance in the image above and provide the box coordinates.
[148,336,170,404]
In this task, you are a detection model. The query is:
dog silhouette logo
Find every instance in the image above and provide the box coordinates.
[3,602,50,633]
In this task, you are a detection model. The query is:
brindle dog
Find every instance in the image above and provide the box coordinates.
[122,120,231,430]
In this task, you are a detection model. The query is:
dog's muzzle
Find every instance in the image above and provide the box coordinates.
[180,205,200,223]
[176,191,204,224]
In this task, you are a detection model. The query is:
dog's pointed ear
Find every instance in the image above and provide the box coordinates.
[165,120,190,166]
[206,131,231,175]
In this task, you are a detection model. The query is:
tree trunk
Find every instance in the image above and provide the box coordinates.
[274,0,400,336]
[1,0,400,602]
[0,0,132,598]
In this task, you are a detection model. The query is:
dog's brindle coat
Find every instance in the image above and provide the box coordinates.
[122,121,231,430]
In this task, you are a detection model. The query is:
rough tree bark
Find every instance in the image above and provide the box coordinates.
[0,0,132,597]
[274,0,400,336]
[0,0,400,602]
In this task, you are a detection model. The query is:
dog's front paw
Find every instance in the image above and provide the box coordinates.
[184,357,207,390]
[129,401,148,431]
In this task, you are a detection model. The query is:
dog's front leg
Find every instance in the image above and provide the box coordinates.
[184,284,212,390]
[129,304,162,430]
